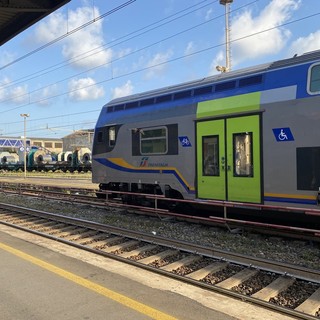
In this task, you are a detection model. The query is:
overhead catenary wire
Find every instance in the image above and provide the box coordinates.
[1,6,319,117]
[1,1,319,138]
[0,0,216,91]
[0,0,137,71]
[0,0,276,107]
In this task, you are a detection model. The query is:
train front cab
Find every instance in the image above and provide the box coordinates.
[195,92,263,204]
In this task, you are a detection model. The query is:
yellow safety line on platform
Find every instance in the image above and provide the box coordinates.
[0,241,178,320]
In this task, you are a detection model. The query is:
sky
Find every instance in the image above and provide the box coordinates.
[0,0,320,139]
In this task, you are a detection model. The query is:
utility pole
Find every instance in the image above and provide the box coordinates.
[216,0,233,73]
[20,113,30,178]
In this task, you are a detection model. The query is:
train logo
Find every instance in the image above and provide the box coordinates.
[140,157,149,167]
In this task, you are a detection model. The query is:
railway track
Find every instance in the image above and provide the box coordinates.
[0,181,320,242]
[0,203,319,319]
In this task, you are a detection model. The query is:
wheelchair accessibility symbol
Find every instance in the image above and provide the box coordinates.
[272,128,294,142]
[179,136,192,147]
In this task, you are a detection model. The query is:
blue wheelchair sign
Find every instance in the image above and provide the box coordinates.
[272,127,294,142]
[179,136,192,147]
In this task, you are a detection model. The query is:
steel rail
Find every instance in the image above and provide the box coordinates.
[0,203,319,320]
[0,182,320,242]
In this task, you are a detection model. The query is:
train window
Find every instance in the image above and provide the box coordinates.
[233,132,253,177]
[309,64,320,93]
[114,104,124,111]
[106,106,114,113]
[202,136,219,176]
[297,147,320,190]
[156,94,172,103]
[109,127,116,147]
[174,90,192,100]
[126,101,139,109]
[140,127,167,154]
[215,80,236,92]
[194,85,213,95]
[97,131,103,143]
[239,75,263,87]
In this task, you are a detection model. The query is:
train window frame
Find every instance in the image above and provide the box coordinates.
[297,146,320,191]
[307,63,320,95]
[97,131,103,143]
[140,126,168,155]
[233,132,253,177]
[109,126,116,147]
[202,135,220,176]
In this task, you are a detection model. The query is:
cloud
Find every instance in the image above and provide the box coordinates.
[0,50,16,68]
[31,84,59,106]
[0,77,29,104]
[210,0,300,70]
[68,77,105,101]
[144,50,174,79]
[34,5,112,69]
[232,0,300,64]
[205,8,214,21]
[111,80,133,99]
[34,11,66,41]
[184,41,195,56]
[289,30,320,56]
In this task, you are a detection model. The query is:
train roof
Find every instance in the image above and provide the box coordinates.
[106,50,320,109]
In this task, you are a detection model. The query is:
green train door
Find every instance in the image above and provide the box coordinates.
[196,114,261,203]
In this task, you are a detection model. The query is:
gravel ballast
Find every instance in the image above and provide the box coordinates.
[0,193,319,271]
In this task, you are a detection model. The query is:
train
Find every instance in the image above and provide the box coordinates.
[92,50,320,213]
[0,147,92,172]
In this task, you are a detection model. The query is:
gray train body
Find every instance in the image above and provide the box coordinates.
[92,51,320,210]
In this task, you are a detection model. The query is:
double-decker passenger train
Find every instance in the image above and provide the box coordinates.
[92,50,320,212]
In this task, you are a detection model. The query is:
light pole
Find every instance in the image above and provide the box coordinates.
[20,113,29,178]
[216,0,233,73]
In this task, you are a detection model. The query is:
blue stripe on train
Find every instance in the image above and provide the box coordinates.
[95,158,195,194]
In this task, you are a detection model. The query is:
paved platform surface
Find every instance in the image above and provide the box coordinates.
[0,225,296,320]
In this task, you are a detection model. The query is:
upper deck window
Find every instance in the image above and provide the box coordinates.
[140,127,167,155]
[308,64,320,94]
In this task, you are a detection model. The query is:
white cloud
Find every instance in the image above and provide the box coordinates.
[144,50,173,79]
[210,0,300,70]
[289,30,320,56]
[0,51,15,68]
[31,84,59,106]
[0,77,29,104]
[34,5,112,69]
[184,41,195,56]
[68,77,105,101]
[231,0,300,64]
[111,80,133,99]
[34,11,66,41]
[205,8,214,21]
[0,77,11,100]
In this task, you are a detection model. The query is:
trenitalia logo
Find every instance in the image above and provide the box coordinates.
[139,157,148,167]
[139,157,168,167]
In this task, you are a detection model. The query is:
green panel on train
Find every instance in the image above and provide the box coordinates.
[196,94,262,203]
[196,92,261,118]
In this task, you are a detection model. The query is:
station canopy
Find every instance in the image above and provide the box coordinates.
[0,0,70,46]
